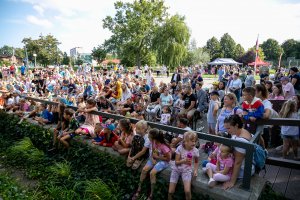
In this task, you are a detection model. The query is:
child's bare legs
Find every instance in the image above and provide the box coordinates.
[53,129,59,146]
[292,139,299,159]
[60,135,71,148]
[149,168,158,199]
[168,182,176,200]
[206,167,214,179]
[282,138,290,158]
[118,148,129,155]
[133,165,152,200]
[112,141,121,151]
[183,181,192,200]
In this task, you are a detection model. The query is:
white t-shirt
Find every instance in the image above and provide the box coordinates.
[160,94,173,106]
[143,134,151,149]
[172,145,199,172]
[231,135,255,178]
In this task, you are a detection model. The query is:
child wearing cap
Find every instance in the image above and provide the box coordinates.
[207,91,220,135]
[92,122,119,147]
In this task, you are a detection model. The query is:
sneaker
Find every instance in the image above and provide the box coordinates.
[208,178,216,188]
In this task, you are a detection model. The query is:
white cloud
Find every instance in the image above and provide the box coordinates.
[33,5,44,16]
[16,0,300,54]
[26,15,52,28]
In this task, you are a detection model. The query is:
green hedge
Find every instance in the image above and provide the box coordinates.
[0,112,203,200]
[0,112,287,200]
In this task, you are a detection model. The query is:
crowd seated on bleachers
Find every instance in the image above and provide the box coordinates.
[0,63,299,199]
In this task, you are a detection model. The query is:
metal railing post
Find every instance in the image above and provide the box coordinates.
[242,145,254,190]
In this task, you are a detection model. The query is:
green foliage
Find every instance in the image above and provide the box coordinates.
[248,46,265,61]
[0,111,287,200]
[281,39,300,60]
[261,38,283,61]
[49,161,71,178]
[7,137,44,166]
[0,45,25,58]
[76,59,84,65]
[220,33,236,58]
[234,44,245,60]
[62,52,70,65]
[258,182,288,200]
[91,46,107,64]
[103,0,190,68]
[204,37,223,61]
[0,172,46,200]
[85,179,118,200]
[22,34,62,66]
[153,14,190,69]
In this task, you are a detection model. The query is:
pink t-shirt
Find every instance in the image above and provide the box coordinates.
[152,142,171,162]
[283,82,295,100]
[217,154,234,176]
[173,145,199,172]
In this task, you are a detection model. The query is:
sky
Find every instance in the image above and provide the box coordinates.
[0,0,300,55]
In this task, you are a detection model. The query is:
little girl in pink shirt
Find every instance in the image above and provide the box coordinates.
[205,144,234,187]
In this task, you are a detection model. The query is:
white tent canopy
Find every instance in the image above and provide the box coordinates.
[208,58,242,66]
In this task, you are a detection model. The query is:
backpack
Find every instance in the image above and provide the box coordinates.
[241,136,268,171]
[253,143,268,171]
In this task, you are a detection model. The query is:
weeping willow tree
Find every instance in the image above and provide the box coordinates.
[153,14,190,70]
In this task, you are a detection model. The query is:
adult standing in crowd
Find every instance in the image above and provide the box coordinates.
[227,72,242,103]
[281,76,295,100]
[244,70,255,88]
[289,67,300,95]
[171,68,181,84]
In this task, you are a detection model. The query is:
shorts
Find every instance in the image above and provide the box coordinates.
[69,133,76,138]
[281,135,299,140]
[170,169,192,183]
[208,123,216,130]
[145,159,169,172]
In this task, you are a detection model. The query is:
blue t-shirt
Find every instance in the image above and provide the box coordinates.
[20,65,26,74]
[42,110,53,122]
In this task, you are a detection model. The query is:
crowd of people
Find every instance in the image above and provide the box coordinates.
[0,63,299,200]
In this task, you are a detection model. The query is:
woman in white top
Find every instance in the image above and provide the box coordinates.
[223,115,255,190]
[227,72,242,103]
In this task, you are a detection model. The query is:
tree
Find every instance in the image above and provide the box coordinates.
[22,34,62,66]
[281,39,299,59]
[183,47,210,66]
[234,44,245,60]
[237,50,255,66]
[261,38,283,61]
[0,46,24,58]
[153,14,190,69]
[62,52,70,65]
[204,37,223,61]
[103,0,167,67]
[249,46,265,61]
[92,46,107,65]
[220,33,236,58]
[76,59,84,65]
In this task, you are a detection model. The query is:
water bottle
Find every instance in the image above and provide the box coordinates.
[187,152,193,166]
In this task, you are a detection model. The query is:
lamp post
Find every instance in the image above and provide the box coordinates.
[33,53,37,67]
